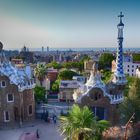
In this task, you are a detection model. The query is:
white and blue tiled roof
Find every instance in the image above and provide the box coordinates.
[0,42,35,91]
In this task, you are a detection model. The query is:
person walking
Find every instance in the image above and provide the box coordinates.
[53,114,57,124]
[36,129,40,139]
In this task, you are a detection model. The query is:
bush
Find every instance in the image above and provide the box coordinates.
[58,70,79,80]
[34,86,46,102]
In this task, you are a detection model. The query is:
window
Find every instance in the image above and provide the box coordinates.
[128,65,129,67]
[127,69,129,72]
[94,93,98,100]
[132,70,134,72]
[7,94,14,102]
[28,105,33,116]
[110,90,113,94]
[132,65,134,68]
[1,81,6,88]
[28,81,30,85]
[94,92,101,101]
[4,111,10,122]
[118,85,122,90]
[62,93,66,99]
[62,83,68,87]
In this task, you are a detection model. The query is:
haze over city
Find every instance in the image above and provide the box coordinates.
[1,1,140,140]
[0,0,140,50]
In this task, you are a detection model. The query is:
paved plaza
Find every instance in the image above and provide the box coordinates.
[0,121,63,140]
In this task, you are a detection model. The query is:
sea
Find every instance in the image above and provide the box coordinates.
[6,47,140,53]
[33,47,140,52]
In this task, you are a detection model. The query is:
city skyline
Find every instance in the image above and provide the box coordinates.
[0,0,140,50]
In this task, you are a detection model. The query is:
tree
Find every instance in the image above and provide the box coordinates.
[119,78,140,124]
[124,75,136,97]
[62,61,84,72]
[52,79,60,92]
[80,55,91,62]
[34,86,46,102]
[59,105,109,140]
[34,64,46,86]
[46,61,62,69]
[101,70,113,83]
[98,53,115,70]
[58,70,79,80]
[133,53,140,62]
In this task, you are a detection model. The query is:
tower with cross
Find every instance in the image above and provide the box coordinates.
[73,12,129,125]
[112,12,127,85]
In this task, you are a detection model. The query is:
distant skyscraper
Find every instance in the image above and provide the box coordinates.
[59,53,62,63]
[47,46,49,52]
[42,46,44,52]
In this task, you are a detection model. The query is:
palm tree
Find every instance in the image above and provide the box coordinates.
[59,105,109,140]
[34,64,46,86]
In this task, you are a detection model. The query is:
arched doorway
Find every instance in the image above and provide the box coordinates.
[92,106,107,120]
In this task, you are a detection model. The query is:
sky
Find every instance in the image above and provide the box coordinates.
[0,0,140,50]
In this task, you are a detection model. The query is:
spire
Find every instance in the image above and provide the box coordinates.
[0,41,3,52]
[85,62,105,88]
[0,42,8,64]
[112,12,127,85]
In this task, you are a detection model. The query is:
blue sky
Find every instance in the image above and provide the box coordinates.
[0,0,140,50]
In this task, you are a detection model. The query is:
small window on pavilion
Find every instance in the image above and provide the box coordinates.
[110,90,113,94]
[28,81,30,85]
[4,111,10,122]
[1,81,6,88]
[94,93,98,101]
[28,105,33,116]
[7,94,14,102]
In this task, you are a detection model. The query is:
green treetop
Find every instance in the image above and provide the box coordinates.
[58,70,79,80]
[98,53,115,70]
[59,105,109,140]
[119,77,140,124]
[34,64,46,86]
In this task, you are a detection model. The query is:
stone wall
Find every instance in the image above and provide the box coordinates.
[78,88,119,125]
[0,75,35,129]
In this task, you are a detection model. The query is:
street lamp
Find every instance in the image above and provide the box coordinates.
[123,113,135,140]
